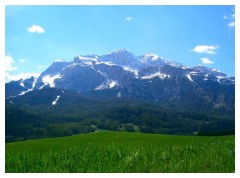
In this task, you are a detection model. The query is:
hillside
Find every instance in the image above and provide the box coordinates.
[5,87,235,142]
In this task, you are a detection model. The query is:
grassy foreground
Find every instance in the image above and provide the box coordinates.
[5,131,235,173]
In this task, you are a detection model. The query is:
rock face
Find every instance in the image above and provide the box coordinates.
[5,49,235,112]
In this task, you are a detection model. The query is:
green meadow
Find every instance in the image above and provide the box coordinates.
[5,131,234,173]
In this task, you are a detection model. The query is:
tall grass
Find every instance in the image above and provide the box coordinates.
[5,132,235,173]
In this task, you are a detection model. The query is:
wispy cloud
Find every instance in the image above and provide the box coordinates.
[18,59,26,63]
[5,55,17,71]
[125,16,134,22]
[224,13,235,28]
[13,37,20,40]
[201,58,214,64]
[28,25,45,33]
[5,72,40,83]
[227,21,235,28]
[192,45,219,55]
[38,65,48,69]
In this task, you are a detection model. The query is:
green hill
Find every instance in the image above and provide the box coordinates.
[6,131,234,173]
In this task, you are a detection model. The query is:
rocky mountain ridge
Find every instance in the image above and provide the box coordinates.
[5,49,235,113]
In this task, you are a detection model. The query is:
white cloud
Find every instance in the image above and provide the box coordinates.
[38,65,48,69]
[224,13,235,28]
[227,21,235,28]
[28,25,45,33]
[192,45,219,55]
[5,55,17,71]
[18,59,26,63]
[5,72,40,83]
[125,16,133,22]
[201,58,214,64]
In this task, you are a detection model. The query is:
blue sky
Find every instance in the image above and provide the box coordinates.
[5,5,235,81]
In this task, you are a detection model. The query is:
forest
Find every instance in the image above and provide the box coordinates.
[6,103,234,142]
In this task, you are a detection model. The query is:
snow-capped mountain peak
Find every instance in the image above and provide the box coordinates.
[99,49,138,68]
[6,48,234,113]
[73,56,98,63]
[109,49,133,55]
[54,59,65,63]
[143,52,160,61]
[74,55,98,61]
[102,49,135,60]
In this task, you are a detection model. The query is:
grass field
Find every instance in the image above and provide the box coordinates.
[5,131,235,173]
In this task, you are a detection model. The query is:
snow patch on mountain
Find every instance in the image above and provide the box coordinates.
[212,68,221,72]
[19,76,38,96]
[82,61,94,66]
[91,67,108,79]
[52,95,60,105]
[186,74,194,82]
[63,63,82,70]
[143,52,159,61]
[20,82,25,88]
[141,72,170,80]
[186,73,199,86]
[95,80,118,90]
[181,66,189,70]
[75,56,98,62]
[100,49,138,67]
[108,49,133,56]
[96,61,115,66]
[42,74,62,87]
[204,74,209,81]
[54,59,65,63]
[216,76,225,79]
[18,90,28,96]
[189,71,199,76]
[216,76,225,83]
[39,84,47,90]
[32,77,37,89]
[122,66,139,77]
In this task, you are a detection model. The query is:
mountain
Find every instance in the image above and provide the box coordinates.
[5,50,235,141]
[5,49,235,114]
